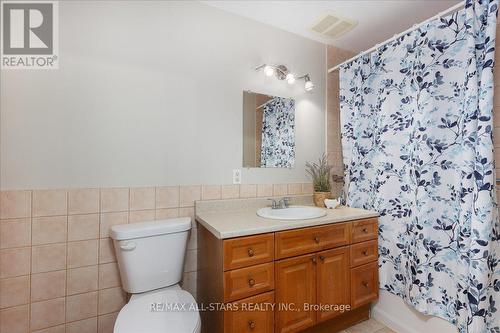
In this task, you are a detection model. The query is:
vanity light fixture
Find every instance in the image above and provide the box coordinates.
[255,64,314,91]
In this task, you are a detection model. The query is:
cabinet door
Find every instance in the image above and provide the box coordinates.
[350,261,379,309]
[316,247,350,322]
[224,291,274,333]
[275,254,316,333]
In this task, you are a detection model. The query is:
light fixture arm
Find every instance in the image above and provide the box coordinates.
[254,64,314,91]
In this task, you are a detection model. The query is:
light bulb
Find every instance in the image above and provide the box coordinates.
[286,73,295,84]
[305,79,314,91]
[263,65,275,77]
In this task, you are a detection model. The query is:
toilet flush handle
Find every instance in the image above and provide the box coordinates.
[120,241,137,251]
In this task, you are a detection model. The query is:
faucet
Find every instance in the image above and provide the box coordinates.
[268,197,291,209]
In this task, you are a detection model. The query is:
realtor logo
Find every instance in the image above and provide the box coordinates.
[1,1,59,69]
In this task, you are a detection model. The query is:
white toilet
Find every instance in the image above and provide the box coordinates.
[110,217,201,333]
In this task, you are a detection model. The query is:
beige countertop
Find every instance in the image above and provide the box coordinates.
[195,197,379,239]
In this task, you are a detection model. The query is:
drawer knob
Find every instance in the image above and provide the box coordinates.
[319,255,325,262]
[362,228,368,233]
[247,248,255,257]
[248,278,255,287]
[362,250,368,256]
[248,320,256,329]
[311,257,317,264]
[314,236,320,244]
[362,281,369,288]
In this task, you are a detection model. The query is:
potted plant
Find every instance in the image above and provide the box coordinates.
[306,155,332,207]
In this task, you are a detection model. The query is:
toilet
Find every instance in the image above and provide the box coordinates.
[110,217,201,333]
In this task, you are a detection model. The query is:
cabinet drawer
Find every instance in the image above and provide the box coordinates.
[224,262,274,302]
[224,291,274,333]
[350,240,378,267]
[275,223,349,259]
[351,219,378,244]
[224,234,274,271]
[350,262,379,309]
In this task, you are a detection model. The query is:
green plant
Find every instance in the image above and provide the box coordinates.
[306,155,332,192]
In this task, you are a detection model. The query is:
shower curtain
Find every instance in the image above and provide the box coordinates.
[339,1,499,332]
[260,97,295,168]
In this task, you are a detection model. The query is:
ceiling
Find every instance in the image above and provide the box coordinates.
[203,0,462,52]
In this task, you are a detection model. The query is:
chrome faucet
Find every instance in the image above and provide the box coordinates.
[268,197,291,209]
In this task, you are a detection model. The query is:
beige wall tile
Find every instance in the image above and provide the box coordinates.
[179,186,201,207]
[32,216,67,245]
[98,263,121,289]
[0,275,30,308]
[202,185,222,200]
[32,243,66,274]
[67,317,98,333]
[221,185,240,199]
[181,271,196,297]
[66,291,98,322]
[0,190,31,219]
[0,247,31,278]
[99,212,128,238]
[30,297,66,331]
[31,270,66,302]
[178,207,195,227]
[98,287,126,315]
[0,304,29,333]
[67,265,98,295]
[68,214,99,241]
[33,189,67,217]
[128,209,155,223]
[98,238,116,264]
[68,188,99,215]
[155,208,179,220]
[184,249,197,272]
[32,324,66,333]
[68,240,98,268]
[155,186,179,209]
[273,184,288,196]
[100,188,129,213]
[257,184,273,197]
[98,312,118,333]
[187,231,197,250]
[302,183,314,194]
[240,184,257,198]
[0,218,31,249]
[129,187,155,211]
[288,183,303,195]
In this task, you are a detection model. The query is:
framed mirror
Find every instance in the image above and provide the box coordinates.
[242,91,295,168]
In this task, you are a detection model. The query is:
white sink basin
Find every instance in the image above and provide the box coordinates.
[257,205,327,220]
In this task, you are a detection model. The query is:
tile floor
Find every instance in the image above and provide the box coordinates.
[342,318,396,333]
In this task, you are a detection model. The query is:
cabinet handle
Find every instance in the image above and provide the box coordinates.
[314,236,320,244]
[248,278,255,287]
[248,320,256,329]
[362,250,368,256]
[362,281,369,288]
[311,257,317,264]
[362,228,368,233]
[319,255,325,262]
[247,248,255,257]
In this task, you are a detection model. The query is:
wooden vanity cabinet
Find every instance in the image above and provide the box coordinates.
[197,217,379,333]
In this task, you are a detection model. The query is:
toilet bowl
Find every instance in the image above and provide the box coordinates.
[110,218,200,333]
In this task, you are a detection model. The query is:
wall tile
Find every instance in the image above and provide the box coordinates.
[67,240,98,268]
[32,324,66,333]
[273,184,288,196]
[257,184,273,197]
[98,263,121,289]
[155,186,179,209]
[31,270,66,302]
[32,216,67,245]
[187,231,197,250]
[0,247,31,278]
[155,208,179,220]
[179,186,201,207]
[201,185,221,200]
[288,183,303,195]
[32,243,66,273]
[67,317,98,333]
[30,297,66,331]
[99,212,128,238]
[221,185,240,199]
[0,304,29,333]
[128,209,155,223]
[68,214,99,241]
[181,271,197,297]
[97,312,118,333]
[68,188,99,215]
[0,275,30,308]
[33,189,67,217]
[302,183,314,194]
[67,265,98,295]
[98,238,116,264]
[240,184,257,198]
[0,190,31,219]
[129,187,155,211]
[100,188,129,213]
[178,207,195,228]
[98,287,126,315]
[0,218,31,249]
[66,291,98,322]
[184,249,197,272]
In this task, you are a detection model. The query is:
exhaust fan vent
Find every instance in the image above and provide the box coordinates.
[311,13,357,39]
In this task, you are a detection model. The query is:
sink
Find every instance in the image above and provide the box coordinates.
[257,205,327,220]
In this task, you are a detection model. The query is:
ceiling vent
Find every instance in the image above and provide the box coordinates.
[311,13,357,39]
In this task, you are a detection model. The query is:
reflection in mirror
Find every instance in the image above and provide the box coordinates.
[243,91,295,168]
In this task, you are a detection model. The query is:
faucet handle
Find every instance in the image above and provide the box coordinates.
[282,197,291,207]
[267,198,278,209]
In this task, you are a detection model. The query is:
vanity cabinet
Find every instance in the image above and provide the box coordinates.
[197,217,379,333]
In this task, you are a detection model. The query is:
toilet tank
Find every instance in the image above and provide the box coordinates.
[110,218,191,294]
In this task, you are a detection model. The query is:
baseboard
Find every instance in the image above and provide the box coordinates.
[371,305,420,333]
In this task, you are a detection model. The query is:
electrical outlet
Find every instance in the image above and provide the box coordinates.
[232,169,241,184]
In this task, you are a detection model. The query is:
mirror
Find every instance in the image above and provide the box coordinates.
[242,91,295,168]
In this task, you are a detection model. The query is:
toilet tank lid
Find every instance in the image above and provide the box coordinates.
[110,217,191,240]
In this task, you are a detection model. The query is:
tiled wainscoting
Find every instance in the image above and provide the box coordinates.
[0,183,313,333]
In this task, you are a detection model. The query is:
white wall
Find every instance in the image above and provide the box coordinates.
[0,0,326,190]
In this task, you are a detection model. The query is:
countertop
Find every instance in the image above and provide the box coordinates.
[195,199,379,239]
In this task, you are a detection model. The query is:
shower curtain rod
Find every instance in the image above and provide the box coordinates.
[328,2,465,73]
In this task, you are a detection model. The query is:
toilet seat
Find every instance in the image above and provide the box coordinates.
[114,287,200,333]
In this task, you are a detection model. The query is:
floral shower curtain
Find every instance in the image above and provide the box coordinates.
[339,1,499,332]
